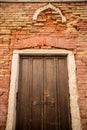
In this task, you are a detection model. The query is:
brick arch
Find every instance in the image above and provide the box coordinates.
[33,3,66,23]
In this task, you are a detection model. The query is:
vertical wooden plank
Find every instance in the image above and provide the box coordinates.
[55,57,59,130]
[56,57,72,130]
[44,57,57,130]
[16,57,30,130]
[31,57,43,130]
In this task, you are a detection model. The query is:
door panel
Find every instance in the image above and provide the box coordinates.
[31,57,43,130]
[44,57,57,130]
[56,57,71,130]
[16,56,72,130]
[16,58,30,130]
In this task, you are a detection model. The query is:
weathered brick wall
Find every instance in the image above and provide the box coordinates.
[0,2,87,130]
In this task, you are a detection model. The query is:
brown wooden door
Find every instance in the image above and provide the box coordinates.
[16,56,72,130]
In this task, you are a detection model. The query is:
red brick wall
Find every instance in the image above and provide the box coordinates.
[0,2,87,130]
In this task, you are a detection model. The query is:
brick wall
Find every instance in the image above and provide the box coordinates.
[0,2,87,130]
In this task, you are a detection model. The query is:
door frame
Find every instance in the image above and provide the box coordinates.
[6,49,82,130]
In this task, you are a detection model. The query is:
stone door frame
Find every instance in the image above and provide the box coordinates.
[6,49,82,130]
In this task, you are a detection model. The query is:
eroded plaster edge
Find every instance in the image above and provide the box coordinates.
[6,49,82,130]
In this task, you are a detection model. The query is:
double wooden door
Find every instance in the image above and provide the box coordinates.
[16,56,72,130]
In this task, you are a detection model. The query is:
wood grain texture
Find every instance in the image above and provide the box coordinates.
[16,56,72,130]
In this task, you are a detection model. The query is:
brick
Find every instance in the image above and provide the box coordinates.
[33,23,44,27]
[0,2,87,130]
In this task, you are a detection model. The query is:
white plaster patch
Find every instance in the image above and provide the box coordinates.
[6,49,82,130]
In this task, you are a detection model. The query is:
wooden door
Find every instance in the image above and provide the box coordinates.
[16,56,72,130]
